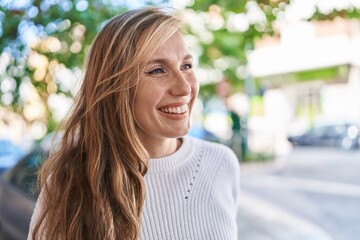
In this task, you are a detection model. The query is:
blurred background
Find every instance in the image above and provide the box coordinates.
[1,0,360,239]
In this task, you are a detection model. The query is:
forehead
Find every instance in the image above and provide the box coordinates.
[151,32,190,58]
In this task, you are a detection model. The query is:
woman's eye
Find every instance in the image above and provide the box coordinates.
[182,63,193,70]
[147,68,165,75]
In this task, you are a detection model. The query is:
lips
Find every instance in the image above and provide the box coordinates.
[159,104,188,114]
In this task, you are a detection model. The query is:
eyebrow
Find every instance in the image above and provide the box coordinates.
[147,54,193,65]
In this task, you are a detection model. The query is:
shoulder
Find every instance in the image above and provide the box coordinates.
[187,136,240,171]
[189,136,238,160]
[189,137,241,205]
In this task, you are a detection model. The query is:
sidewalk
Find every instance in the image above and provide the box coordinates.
[237,156,334,240]
[237,191,334,240]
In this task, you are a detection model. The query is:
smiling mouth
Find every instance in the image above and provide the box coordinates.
[159,104,188,114]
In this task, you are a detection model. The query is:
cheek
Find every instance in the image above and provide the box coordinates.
[134,85,161,115]
[133,87,149,123]
[189,77,199,113]
[190,75,199,97]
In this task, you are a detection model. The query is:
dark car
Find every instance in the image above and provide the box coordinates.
[0,148,47,240]
[287,123,360,150]
[0,132,62,239]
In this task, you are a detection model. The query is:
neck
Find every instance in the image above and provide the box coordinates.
[142,137,182,159]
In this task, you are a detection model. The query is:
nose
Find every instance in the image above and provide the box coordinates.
[169,71,191,96]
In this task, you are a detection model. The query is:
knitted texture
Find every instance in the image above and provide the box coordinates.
[141,136,241,240]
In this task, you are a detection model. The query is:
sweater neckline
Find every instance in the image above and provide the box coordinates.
[147,136,194,174]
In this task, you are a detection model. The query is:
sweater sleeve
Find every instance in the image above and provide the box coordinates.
[208,145,241,240]
[228,148,241,206]
[211,145,241,213]
[27,187,45,240]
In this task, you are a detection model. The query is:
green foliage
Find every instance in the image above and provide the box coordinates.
[1,0,359,136]
[187,0,360,97]
[0,0,127,134]
[192,0,247,13]
[186,0,295,98]
[243,151,274,162]
[312,7,360,21]
[295,66,347,82]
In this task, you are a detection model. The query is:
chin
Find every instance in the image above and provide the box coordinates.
[169,128,190,138]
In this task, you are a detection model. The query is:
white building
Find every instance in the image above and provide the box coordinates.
[247,18,360,155]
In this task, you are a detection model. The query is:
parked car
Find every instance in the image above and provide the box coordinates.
[287,123,360,150]
[0,131,66,239]
[0,147,48,240]
[0,140,26,173]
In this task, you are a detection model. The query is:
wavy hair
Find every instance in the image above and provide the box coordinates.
[32,7,184,240]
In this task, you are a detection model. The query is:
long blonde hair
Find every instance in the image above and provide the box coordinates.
[32,7,184,240]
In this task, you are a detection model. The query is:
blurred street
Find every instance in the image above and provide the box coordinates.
[238,147,360,240]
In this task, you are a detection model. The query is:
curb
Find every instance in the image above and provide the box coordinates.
[240,154,290,176]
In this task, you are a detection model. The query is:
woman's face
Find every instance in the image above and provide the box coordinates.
[134,32,199,142]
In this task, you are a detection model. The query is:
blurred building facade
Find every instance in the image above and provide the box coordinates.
[247,18,360,155]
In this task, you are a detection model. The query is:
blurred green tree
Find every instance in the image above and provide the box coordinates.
[0,0,129,135]
[1,0,359,136]
[186,0,360,98]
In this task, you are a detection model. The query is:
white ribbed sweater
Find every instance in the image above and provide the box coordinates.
[140,136,241,240]
[27,137,240,240]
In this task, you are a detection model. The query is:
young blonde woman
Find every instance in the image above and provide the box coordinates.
[28,7,240,240]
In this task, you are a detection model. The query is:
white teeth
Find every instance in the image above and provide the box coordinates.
[160,104,188,114]
[181,105,186,112]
